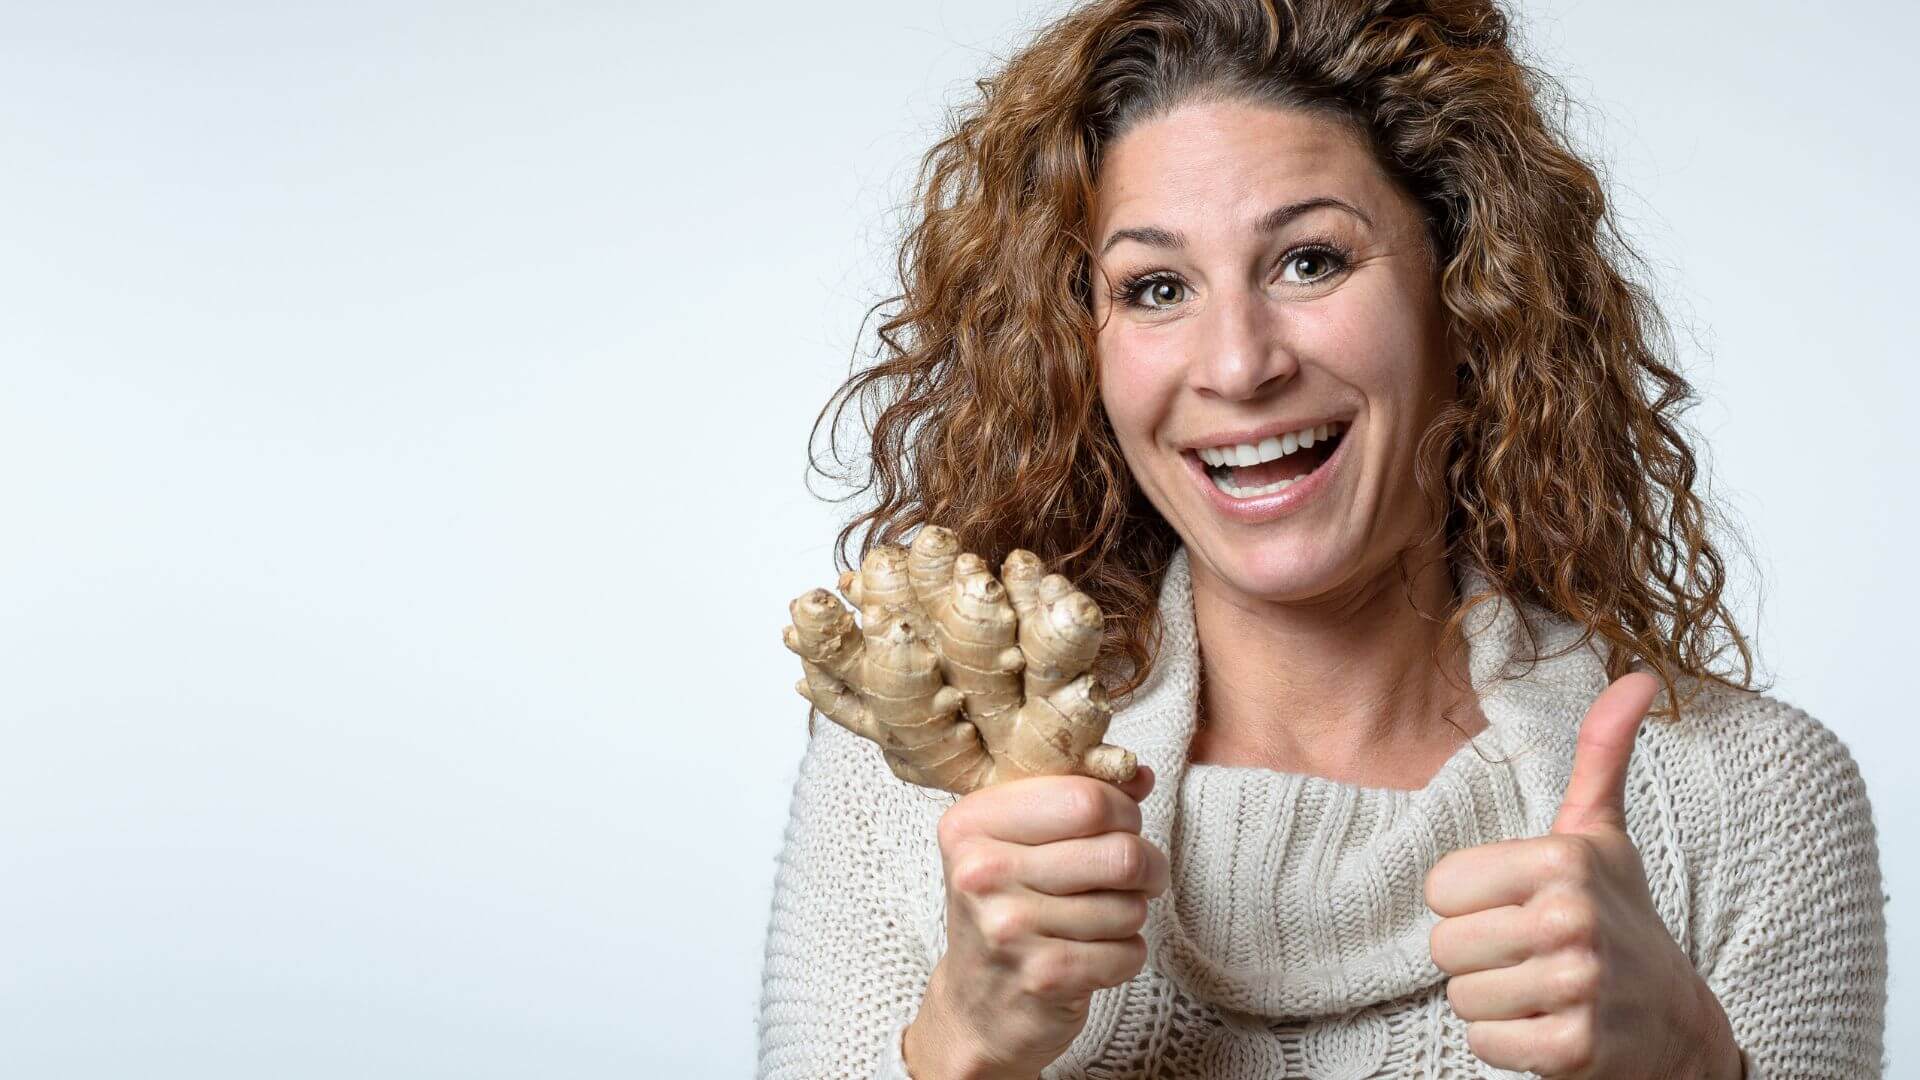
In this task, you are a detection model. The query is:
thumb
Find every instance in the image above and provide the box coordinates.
[1551,670,1660,835]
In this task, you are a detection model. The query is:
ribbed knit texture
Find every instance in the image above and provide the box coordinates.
[756,546,1889,1078]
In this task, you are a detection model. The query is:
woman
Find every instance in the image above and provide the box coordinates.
[758,0,1888,1077]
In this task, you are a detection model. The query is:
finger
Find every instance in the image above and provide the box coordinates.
[965,774,1143,846]
[1022,936,1148,1002]
[1446,952,1571,1021]
[1448,965,1542,1023]
[1429,904,1534,974]
[1552,670,1659,836]
[1425,837,1566,915]
[1013,890,1154,943]
[1015,832,1169,897]
[1462,1011,1579,1077]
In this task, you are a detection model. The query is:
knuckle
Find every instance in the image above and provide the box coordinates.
[936,808,973,852]
[1535,894,1596,947]
[1542,836,1595,880]
[979,901,1029,949]
[951,849,1009,896]
[1023,943,1080,998]
[1556,1010,1596,1071]
[1553,953,1603,1005]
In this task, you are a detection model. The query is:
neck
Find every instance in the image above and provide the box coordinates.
[1186,546,1485,783]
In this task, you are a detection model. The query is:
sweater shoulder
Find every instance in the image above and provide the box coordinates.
[1658,682,1869,803]
[1642,680,1876,854]
[1636,683,1885,971]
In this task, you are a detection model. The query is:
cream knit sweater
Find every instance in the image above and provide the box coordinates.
[756,546,1889,1078]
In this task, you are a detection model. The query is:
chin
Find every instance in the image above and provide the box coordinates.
[1191,535,1347,602]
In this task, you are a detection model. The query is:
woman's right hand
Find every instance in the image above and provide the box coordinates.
[903,765,1167,1079]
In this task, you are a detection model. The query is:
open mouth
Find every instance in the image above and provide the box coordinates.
[1194,422,1347,499]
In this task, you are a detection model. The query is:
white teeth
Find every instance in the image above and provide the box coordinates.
[1196,421,1344,469]
[1209,470,1303,498]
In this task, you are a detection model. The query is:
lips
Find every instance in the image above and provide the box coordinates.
[1181,420,1353,523]
[1205,428,1342,488]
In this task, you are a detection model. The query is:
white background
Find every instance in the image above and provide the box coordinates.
[1,0,1911,1075]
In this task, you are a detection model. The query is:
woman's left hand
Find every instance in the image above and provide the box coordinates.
[1423,672,1745,1079]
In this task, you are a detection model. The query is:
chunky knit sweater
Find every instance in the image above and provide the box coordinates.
[756,546,1889,1078]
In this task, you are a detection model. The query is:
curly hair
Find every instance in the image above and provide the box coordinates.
[804,0,1766,733]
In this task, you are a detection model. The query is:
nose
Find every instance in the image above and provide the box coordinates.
[1188,284,1299,400]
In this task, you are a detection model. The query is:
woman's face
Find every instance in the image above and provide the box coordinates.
[1092,98,1456,603]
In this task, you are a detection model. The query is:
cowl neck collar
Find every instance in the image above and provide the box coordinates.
[1103,545,1605,1021]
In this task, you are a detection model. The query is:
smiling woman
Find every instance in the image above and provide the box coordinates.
[759,1,1889,1077]
[1091,101,1446,563]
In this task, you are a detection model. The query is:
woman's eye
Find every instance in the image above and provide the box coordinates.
[1114,274,1186,311]
[1280,248,1346,284]
[1136,278,1185,309]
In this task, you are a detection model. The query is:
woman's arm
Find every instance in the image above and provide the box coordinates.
[756,718,944,1080]
[1697,703,1889,1078]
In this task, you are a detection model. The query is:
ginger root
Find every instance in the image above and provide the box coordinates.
[781,525,1137,795]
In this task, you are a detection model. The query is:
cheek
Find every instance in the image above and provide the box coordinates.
[1307,289,1434,388]
[1095,341,1167,440]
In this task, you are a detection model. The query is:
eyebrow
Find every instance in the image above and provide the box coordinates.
[1098,196,1373,256]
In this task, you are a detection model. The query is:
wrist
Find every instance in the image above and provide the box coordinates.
[901,1013,988,1080]
[905,967,1034,1080]
[1689,977,1745,1080]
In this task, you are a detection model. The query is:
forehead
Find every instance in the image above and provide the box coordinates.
[1093,100,1392,232]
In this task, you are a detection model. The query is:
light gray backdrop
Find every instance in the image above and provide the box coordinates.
[1,0,1910,1075]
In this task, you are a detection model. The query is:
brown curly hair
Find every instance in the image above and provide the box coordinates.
[804,0,1766,733]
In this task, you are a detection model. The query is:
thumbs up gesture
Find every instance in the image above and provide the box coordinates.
[1422,672,1746,1079]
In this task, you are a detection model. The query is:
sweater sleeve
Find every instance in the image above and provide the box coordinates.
[755,717,945,1080]
[1698,702,1889,1079]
